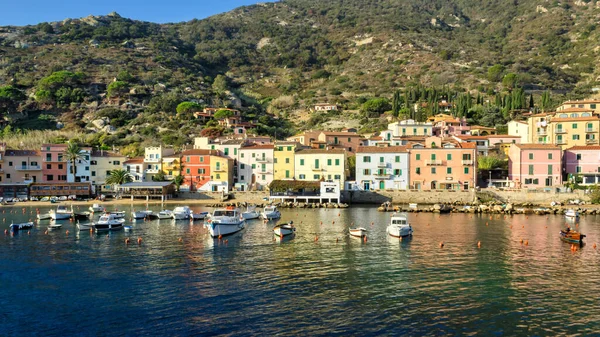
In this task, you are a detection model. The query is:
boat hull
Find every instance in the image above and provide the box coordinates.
[10,222,34,231]
[172,213,189,220]
[51,213,71,220]
[242,212,260,220]
[560,231,585,246]
[387,225,413,238]
[94,223,124,232]
[77,222,94,231]
[37,213,52,220]
[261,212,281,220]
[274,225,295,236]
[208,221,245,237]
[349,228,367,238]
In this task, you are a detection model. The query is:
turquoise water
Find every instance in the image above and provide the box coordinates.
[1,204,600,336]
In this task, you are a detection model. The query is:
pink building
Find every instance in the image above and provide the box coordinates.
[564,146,600,185]
[408,136,478,190]
[431,115,470,137]
[508,144,562,188]
[41,144,68,182]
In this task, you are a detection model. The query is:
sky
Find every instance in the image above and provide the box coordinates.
[2,0,272,26]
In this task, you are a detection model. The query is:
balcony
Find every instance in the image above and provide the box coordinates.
[374,174,391,180]
[0,169,4,173]
[538,130,547,136]
[377,162,388,168]
[258,169,271,174]
[586,138,598,144]
[555,129,567,134]
[16,165,41,171]
[586,128,596,133]
[425,160,443,166]
[145,168,160,174]
[556,139,567,145]
[144,158,161,163]
[256,157,270,163]
[311,166,324,171]
[461,160,474,165]
[213,167,227,172]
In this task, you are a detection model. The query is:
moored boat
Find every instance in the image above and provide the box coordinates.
[157,210,173,219]
[48,223,62,230]
[89,204,104,212]
[192,212,208,220]
[172,206,193,220]
[349,227,367,238]
[242,206,260,220]
[108,211,126,219]
[387,212,413,238]
[50,205,72,220]
[77,221,94,231]
[132,210,153,220]
[93,214,125,232]
[10,222,34,232]
[274,222,296,237]
[206,207,245,237]
[565,209,580,219]
[37,213,52,220]
[560,228,585,246]
[261,206,281,220]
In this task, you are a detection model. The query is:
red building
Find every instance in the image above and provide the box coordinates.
[181,149,218,191]
[41,144,68,182]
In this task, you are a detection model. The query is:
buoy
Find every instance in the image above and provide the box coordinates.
[315,235,319,242]
[332,221,335,224]
[65,230,69,236]
[522,225,524,228]
[338,213,340,217]
[477,241,481,248]
[486,222,488,226]
[363,235,367,243]
[218,235,222,240]
[178,237,183,242]
[125,238,130,244]
[4,229,7,235]
[137,237,142,245]
[224,239,228,244]
[27,231,30,235]
[44,230,48,235]
[439,242,444,248]
[524,240,529,246]
[336,238,339,243]
[320,221,322,225]
[520,239,523,244]
[594,243,597,249]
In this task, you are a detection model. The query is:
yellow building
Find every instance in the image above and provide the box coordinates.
[294,149,347,187]
[557,99,600,112]
[527,108,600,149]
[90,150,127,193]
[210,154,234,191]
[162,154,182,180]
[274,141,298,180]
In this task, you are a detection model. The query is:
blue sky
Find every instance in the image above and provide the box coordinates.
[2,0,271,26]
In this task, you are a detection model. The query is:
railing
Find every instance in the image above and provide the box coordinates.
[145,168,160,173]
[556,139,567,145]
[16,165,41,171]
[213,167,226,172]
[425,160,443,166]
[377,162,388,168]
[538,130,547,136]
[144,158,161,163]
[555,129,567,134]
[258,169,271,174]
[586,138,598,144]
[256,157,270,163]
[586,128,596,133]
[270,191,320,197]
[461,160,474,165]
[311,166,324,171]
[374,174,391,180]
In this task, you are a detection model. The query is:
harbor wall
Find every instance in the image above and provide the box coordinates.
[341,190,476,205]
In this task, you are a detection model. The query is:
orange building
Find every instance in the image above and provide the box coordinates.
[180,149,218,191]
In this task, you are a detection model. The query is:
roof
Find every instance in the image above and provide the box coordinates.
[513,144,561,150]
[124,157,144,164]
[91,150,124,158]
[119,182,173,188]
[4,150,40,156]
[454,135,489,140]
[41,144,67,148]
[296,149,347,155]
[221,139,246,145]
[469,125,497,130]
[566,146,600,151]
[314,103,337,106]
[529,113,551,117]
[241,144,274,150]
[163,154,181,159]
[556,107,595,112]
[486,135,521,138]
[357,146,407,153]
[320,132,364,137]
[561,100,600,105]
[181,149,219,155]
[550,117,600,122]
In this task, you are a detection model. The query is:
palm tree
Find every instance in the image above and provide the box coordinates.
[64,141,86,181]
[106,169,133,188]
[173,175,184,192]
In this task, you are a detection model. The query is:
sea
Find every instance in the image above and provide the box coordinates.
[1,204,599,336]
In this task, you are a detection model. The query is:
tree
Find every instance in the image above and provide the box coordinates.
[529,94,534,109]
[107,81,129,98]
[176,101,203,117]
[487,64,505,82]
[105,169,133,187]
[541,90,552,112]
[116,70,135,83]
[502,73,519,91]
[361,98,390,118]
[213,109,234,119]
[391,90,401,117]
[212,74,228,95]
[64,141,86,180]
[173,175,184,191]
[152,171,166,181]
[0,86,26,115]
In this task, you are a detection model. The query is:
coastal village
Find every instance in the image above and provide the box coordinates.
[0,99,600,201]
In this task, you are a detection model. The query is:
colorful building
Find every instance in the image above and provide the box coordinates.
[66,147,92,183]
[208,155,234,192]
[429,114,470,137]
[507,120,529,144]
[356,145,409,190]
[162,154,182,180]
[316,131,366,153]
[124,157,145,182]
[239,144,274,191]
[180,149,214,192]
[557,99,600,112]
[564,146,600,185]
[274,141,298,180]
[294,149,347,187]
[508,144,562,188]
[40,144,67,183]
[408,137,477,190]
[526,108,600,149]
[144,146,174,181]
[90,150,126,193]
[4,149,42,183]
[388,119,433,137]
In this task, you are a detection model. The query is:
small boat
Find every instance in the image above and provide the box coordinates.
[132,210,153,220]
[242,206,260,220]
[387,213,413,238]
[206,207,245,237]
[48,223,62,230]
[261,206,281,220]
[77,221,94,231]
[172,206,193,220]
[108,211,126,219]
[560,228,585,246]
[50,205,72,220]
[37,213,52,220]
[124,226,133,232]
[73,212,91,220]
[89,204,104,212]
[157,210,173,220]
[192,212,209,220]
[565,209,580,219]
[40,197,50,202]
[349,227,367,238]
[58,196,68,201]
[10,222,34,232]
[93,214,125,232]
[274,222,296,237]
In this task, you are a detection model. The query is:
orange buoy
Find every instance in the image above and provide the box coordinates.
[338,213,340,217]
[336,238,339,243]
[477,241,481,248]
[363,235,367,243]
[332,221,335,224]
[178,237,183,242]
[439,242,444,248]
[137,237,142,245]
[315,235,319,242]
[4,229,7,235]
[520,239,524,244]
[524,240,529,246]
[486,222,488,226]
[125,238,130,244]
[218,235,222,240]
[593,243,597,249]
[65,230,69,236]
[320,221,323,225]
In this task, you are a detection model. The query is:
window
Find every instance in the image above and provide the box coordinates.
[240,164,245,169]
[462,154,471,160]
[234,148,238,155]
[576,166,581,173]
[363,156,371,163]
[8,162,12,166]
[380,157,384,163]
[92,171,96,177]
[447,167,452,174]
[413,128,417,134]
[416,154,421,160]
[363,169,371,175]
[217,174,221,179]
[573,135,580,140]
[431,167,436,174]
[186,156,190,163]
[186,168,190,174]
[431,154,436,160]
[113,161,120,165]
[464,167,469,174]
[46,164,51,169]
[347,137,351,142]
[529,165,534,175]
[548,153,553,160]
[335,159,340,166]
[394,169,401,175]
[241,153,244,158]
[447,154,452,160]
[327,159,332,166]
[252,153,255,158]
[592,104,597,109]
[252,164,256,169]
[47,175,53,181]
[548,165,553,175]
[224,148,229,155]
[577,154,582,160]
[299,174,306,179]
[6,174,10,179]
[287,146,292,151]
[528,153,533,160]
[334,175,341,180]
[58,164,63,169]
[274,158,278,164]
[285,158,290,164]
[46,154,52,161]
[85,166,89,171]
[285,170,290,178]
[402,128,406,135]
[300,159,305,166]
[416,167,420,174]
[262,175,265,180]
[395,156,400,163]
[314,175,320,180]
[240,175,245,181]
[314,159,319,168]
[573,123,578,129]
[197,169,202,174]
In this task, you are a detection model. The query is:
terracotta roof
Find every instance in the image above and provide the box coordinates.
[458,143,477,149]
[163,154,182,159]
[454,135,489,140]
[91,150,124,158]
[5,149,40,156]
[182,149,220,155]
[513,144,561,150]
[320,132,363,137]
[221,139,246,145]
[296,149,347,155]
[124,157,144,164]
[550,117,600,122]
[486,135,521,138]
[357,146,407,153]
[241,144,274,150]
[566,146,600,151]
[41,143,67,148]
[556,107,595,112]
[561,100,600,105]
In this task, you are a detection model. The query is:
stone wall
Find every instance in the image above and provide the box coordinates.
[341,190,477,205]
[485,189,588,205]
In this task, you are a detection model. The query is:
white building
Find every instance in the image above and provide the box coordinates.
[144,146,174,180]
[238,144,275,191]
[507,120,529,144]
[67,147,92,183]
[355,145,409,190]
[388,120,433,137]
[124,157,145,182]
[314,104,338,112]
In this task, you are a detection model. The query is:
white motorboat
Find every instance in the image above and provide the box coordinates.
[132,210,153,220]
[206,207,245,237]
[349,227,368,238]
[387,213,413,238]
[242,206,260,220]
[261,206,281,220]
[37,213,52,220]
[565,209,580,219]
[50,205,72,220]
[108,211,126,219]
[10,222,34,232]
[172,206,193,220]
[77,221,94,231]
[93,214,125,232]
[48,223,62,230]
[274,222,296,236]
[157,210,173,219]
[192,212,208,220]
[89,204,104,212]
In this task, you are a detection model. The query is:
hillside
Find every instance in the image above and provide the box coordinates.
[1,0,600,150]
